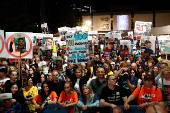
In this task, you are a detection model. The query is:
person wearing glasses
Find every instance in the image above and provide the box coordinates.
[100,75,127,113]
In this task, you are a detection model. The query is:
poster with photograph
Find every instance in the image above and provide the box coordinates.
[52,37,61,56]
[160,36,170,54]
[66,32,89,64]
[104,33,118,53]
[128,31,133,42]
[88,31,98,45]
[42,34,53,49]
[119,40,131,57]
[76,26,86,33]
[53,56,63,71]
[38,61,48,74]
[58,27,69,41]
[141,36,156,56]
[134,21,152,36]
[14,34,26,52]
[88,40,93,56]
[41,23,49,34]
[0,30,5,58]
[0,93,13,113]
[41,47,52,61]
[33,33,41,48]
[6,32,33,59]
[59,41,66,55]
[131,39,142,57]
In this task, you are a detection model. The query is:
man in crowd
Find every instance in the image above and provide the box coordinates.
[48,70,65,96]
[100,75,127,113]
[90,67,107,97]
[0,66,10,92]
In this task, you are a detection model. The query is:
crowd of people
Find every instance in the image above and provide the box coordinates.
[0,51,170,113]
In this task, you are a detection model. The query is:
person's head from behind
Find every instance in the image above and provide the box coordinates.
[146,101,169,113]
[11,83,18,94]
[131,63,137,70]
[0,66,7,78]
[112,106,123,113]
[64,82,73,94]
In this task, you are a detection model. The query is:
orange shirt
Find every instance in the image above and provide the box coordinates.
[59,91,78,113]
[33,91,58,103]
[132,85,162,107]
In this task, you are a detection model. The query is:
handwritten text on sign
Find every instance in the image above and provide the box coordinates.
[66,33,89,64]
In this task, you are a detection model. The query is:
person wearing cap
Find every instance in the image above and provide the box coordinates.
[107,38,115,50]
[124,73,162,111]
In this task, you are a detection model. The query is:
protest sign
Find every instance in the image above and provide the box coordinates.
[53,56,63,71]
[119,40,131,57]
[14,34,26,52]
[0,93,13,113]
[42,34,53,49]
[59,41,66,55]
[134,21,152,36]
[66,32,89,64]
[88,31,98,45]
[105,33,118,52]
[41,23,49,34]
[128,31,133,42]
[33,33,41,48]
[0,30,5,58]
[131,39,142,57]
[41,47,52,61]
[141,36,156,56]
[38,61,48,74]
[159,36,170,54]
[6,32,33,59]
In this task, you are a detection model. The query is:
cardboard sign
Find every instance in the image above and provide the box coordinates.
[141,36,156,55]
[66,32,89,64]
[120,40,131,56]
[0,30,5,58]
[38,61,48,74]
[53,56,63,71]
[6,32,33,59]
[42,34,53,49]
[134,21,152,36]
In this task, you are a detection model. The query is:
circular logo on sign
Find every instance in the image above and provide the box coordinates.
[0,35,4,54]
[6,33,32,58]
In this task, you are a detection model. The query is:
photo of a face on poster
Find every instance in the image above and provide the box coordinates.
[14,34,26,52]
[119,40,131,56]
[53,56,63,71]
[43,37,53,49]
[59,41,66,55]
[38,61,48,74]
[105,37,118,52]
[36,37,43,46]
[141,36,156,56]
[161,40,170,54]
[0,93,13,113]
[41,48,52,60]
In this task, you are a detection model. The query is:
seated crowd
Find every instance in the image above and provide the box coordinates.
[0,54,170,113]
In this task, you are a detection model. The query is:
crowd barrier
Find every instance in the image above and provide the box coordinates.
[5,102,20,113]
[6,102,145,113]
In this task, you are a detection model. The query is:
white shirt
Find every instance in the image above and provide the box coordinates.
[158,78,170,90]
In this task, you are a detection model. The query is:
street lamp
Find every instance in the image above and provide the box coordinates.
[85,20,91,31]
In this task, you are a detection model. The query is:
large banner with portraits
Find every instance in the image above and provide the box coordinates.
[5,32,33,59]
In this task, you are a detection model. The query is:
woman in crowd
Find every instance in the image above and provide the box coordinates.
[32,81,57,111]
[77,84,99,113]
[104,62,113,77]
[10,83,26,111]
[152,65,161,84]
[158,66,170,90]
[58,82,78,113]
[23,77,38,112]
[37,73,47,91]
[136,65,144,79]
[66,61,91,95]
[124,73,162,110]
[28,67,39,86]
